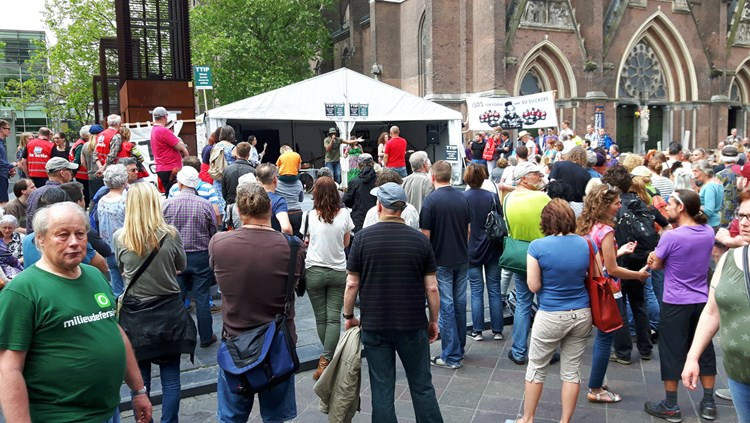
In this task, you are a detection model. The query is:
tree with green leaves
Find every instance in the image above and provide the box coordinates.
[28,0,115,125]
[191,0,333,106]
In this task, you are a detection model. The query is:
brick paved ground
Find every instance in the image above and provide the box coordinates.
[121,329,739,423]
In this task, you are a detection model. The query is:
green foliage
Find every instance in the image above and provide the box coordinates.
[191,0,333,106]
[29,0,116,125]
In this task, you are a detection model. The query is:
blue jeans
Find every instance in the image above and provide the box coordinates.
[728,378,750,423]
[325,161,341,184]
[138,357,181,423]
[107,254,124,298]
[588,329,615,389]
[217,369,296,422]
[176,251,214,344]
[651,268,665,308]
[436,264,468,366]
[510,272,533,360]
[468,263,503,333]
[391,166,408,178]
[362,329,443,423]
[627,277,660,335]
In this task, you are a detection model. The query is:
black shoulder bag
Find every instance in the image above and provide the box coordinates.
[485,194,507,242]
[216,234,302,395]
[295,212,309,297]
[118,236,197,362]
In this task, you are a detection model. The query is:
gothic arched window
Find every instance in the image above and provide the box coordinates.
[618,41,667,100]
[520,71,543,96]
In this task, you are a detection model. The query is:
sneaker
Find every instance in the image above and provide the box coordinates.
[641,352,652,361]
[430,356,460,369]
[716,389,732,401]
[468,331,483,341]
[700,400,717,420]
[644,400,682,423]
[507,350,526,365]
[200,334,218,348]
[609,352,632,365]
[493,332,504,341]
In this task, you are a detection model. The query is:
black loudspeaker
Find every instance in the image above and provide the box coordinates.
[427,124,440,145]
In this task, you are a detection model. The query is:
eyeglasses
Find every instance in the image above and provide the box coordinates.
[0,127,9,131]
[736,211,750,222]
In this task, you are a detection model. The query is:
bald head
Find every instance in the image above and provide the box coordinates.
[390,126,400,136]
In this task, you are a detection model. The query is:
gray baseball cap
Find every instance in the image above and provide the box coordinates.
[45,157,78,173]
[370,182,407,211]
[152,106,169,118]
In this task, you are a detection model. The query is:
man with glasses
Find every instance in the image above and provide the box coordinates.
[0,120,17,206]
[25,157,77,234]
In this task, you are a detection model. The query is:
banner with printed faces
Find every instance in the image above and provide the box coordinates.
[466,91,558,131]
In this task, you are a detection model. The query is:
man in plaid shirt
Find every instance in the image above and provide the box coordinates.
[163,166,218,347]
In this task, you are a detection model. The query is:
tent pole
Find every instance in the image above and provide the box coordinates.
[291,121,296,151]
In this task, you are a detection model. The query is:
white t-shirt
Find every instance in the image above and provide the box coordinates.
[301,208,355,271]
[362,203,420,230]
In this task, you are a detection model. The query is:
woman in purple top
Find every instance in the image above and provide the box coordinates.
[644,189,717,422]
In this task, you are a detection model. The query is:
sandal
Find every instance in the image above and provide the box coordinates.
[587,389,622,403]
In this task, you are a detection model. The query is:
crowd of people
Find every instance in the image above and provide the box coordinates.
[0,114,748,423]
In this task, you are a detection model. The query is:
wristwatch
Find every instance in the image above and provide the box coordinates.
[342,312,355,320]
[131,387,148,397]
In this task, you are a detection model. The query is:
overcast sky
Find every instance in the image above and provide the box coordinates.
[4,0,53,41]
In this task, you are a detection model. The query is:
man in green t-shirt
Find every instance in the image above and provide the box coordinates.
[0,202,152,423]
[323,127,342,184]
[503,161,551,366]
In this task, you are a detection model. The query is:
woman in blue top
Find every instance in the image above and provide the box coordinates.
[692,160,723,230]
[506,199,591,423]
[463,164,504,341]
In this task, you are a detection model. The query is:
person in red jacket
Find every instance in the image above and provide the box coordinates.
[383,126,408,178]
[21,127,53,188]
[69,125,95,206]
[94,114,123,177]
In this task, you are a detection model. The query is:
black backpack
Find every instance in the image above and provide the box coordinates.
[614,196,658,264]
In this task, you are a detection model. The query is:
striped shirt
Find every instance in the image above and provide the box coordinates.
[651,175,674,200]
[347,217,437,331]
[163,188,217,252]
[168,180,223,215]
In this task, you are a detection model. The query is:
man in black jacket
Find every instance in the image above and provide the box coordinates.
[344,153,377,233]
[222,142,256,204]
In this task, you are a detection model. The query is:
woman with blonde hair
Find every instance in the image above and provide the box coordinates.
[576,182,649,404]
[114,182,191,423]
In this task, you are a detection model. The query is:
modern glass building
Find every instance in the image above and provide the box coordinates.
[0,29,49,142]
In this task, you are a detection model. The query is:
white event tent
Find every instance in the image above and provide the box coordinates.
[204,68,464,181]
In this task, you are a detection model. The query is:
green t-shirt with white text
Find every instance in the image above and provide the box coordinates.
[0,264,126,423]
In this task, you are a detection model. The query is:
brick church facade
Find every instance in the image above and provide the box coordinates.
[324,0,750,152]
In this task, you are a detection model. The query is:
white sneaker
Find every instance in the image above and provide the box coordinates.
[493,332,504,341]
[468,331,483,341]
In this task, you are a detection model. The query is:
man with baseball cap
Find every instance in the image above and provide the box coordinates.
[163,166,218,348]
[716,145,742,228]
[504,161,552,365]
[25,157,78,233]
[151,106,189,193]
[344,182,443,422]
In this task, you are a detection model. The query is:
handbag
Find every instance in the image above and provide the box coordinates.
[216,234,302,395]
[119,236,197,362]
[498,195,530,274]
[585,238,623,333]
[484,195,507,242]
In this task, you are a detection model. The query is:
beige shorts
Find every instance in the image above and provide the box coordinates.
[525,308,592,384]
